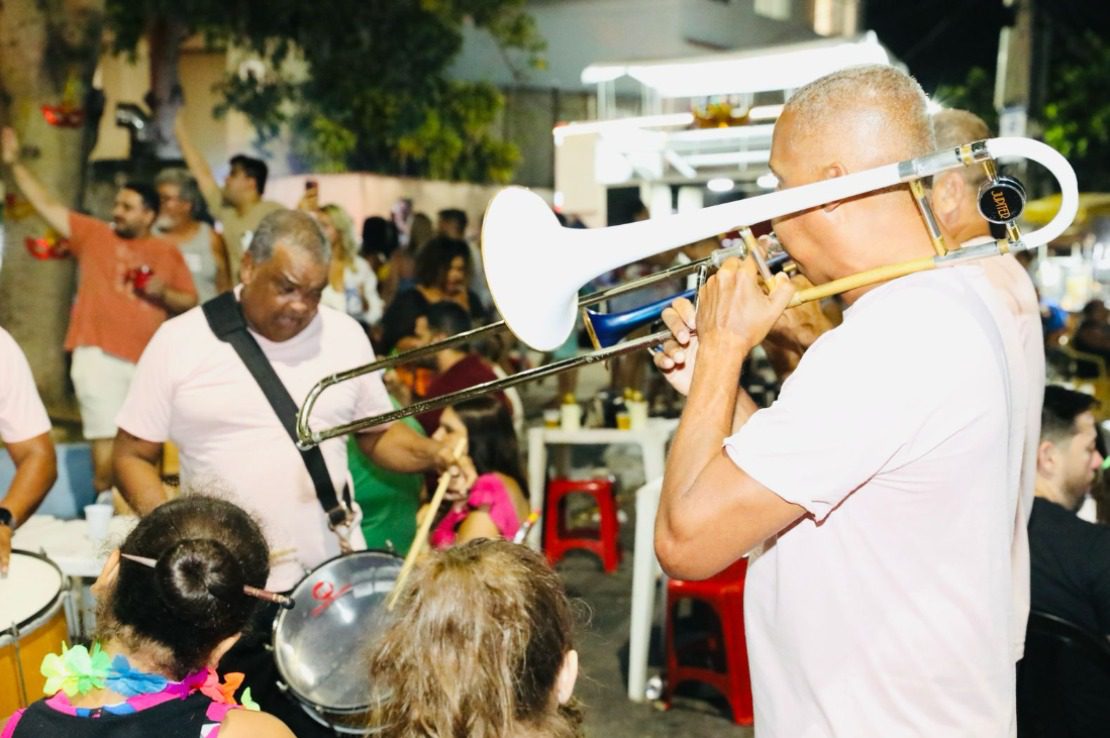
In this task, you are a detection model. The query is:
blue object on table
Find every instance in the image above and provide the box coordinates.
[0,441,95,519]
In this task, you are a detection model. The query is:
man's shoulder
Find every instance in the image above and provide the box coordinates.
[151,304,218,345]
[796,270,1006,395]
[856,269,1006,342]
[1032,498,1110,544]
[67,211,112,242]
[255,199,285,217]
[139,232,187,258]
[317,305,375,355]
[0,326,18,353]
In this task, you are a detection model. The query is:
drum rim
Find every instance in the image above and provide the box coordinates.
[272,548,403,714]
[0,548,65,641]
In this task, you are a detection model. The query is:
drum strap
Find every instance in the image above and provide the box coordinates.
[202,293,354,545]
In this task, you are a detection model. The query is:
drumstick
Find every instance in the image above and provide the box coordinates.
[387,439,466,611]
[120,553,295,609]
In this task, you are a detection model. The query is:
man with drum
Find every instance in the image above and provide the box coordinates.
[0,328,56,576]
[653,65,1030,736]
[112,209,474,736]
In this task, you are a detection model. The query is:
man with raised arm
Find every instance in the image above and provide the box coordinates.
[653,66,1029,736]
[1,127,195,500]
[174,113,283,283]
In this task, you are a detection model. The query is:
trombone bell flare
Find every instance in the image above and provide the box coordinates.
[481,188,578,352]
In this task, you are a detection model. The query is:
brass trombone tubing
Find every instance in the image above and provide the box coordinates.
[294,243,745,449]
[297,235,1024,447]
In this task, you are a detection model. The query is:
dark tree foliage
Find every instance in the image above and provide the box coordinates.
[107,0,545,182]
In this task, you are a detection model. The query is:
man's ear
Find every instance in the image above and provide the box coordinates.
[820,163,848,213]
[930,172,964,231]
[1037,439,1058,477]
[239,252,254,285]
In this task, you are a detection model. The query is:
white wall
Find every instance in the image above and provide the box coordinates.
[451,0,817,91]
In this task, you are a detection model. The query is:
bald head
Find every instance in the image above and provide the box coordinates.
[782,65,935,169]
[769,66,939,292]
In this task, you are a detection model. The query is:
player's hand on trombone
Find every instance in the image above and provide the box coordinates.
[653,296,699,396]
[653,251,796,394]
[696,255,795,356]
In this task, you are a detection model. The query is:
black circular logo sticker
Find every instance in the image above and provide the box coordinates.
[977,176,1026,224]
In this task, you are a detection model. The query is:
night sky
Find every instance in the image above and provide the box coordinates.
[864,0,1110,95]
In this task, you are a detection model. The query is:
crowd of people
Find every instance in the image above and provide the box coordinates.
[0,62,1109,738]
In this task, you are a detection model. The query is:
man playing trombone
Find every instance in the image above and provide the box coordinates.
[653,66,1030,736]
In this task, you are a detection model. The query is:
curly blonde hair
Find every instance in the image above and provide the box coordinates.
[367,539,582,738]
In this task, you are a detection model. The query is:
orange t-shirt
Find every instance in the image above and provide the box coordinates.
[64,212,197,363]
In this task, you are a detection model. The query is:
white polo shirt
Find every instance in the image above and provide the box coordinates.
[725,266,1027,738]
[117,299,392,590]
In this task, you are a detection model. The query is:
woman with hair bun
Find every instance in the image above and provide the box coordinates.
[368,539,582,738]
[0,496,293,738]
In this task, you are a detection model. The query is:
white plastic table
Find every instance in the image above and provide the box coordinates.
[12,515,136,578]
[12,515,138,637]
[525,419,677,702]
[525,417,678,550]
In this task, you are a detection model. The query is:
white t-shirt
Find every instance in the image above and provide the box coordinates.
[0,328,51,444]
[971,242,1045,661]
[320,257,384,326]
[116,299,392,590]
[724,267,1026,738]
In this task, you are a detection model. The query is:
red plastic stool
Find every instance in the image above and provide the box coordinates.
[543,477,621,573]
[663,558,753,725]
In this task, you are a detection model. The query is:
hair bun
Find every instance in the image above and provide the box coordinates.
[155,538,245,618]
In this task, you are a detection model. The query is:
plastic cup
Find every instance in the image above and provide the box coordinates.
[543,409,560,429]
[616,411,632,430]
[84,503,114,543]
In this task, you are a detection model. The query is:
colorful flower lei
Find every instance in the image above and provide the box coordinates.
[39,642,259,710]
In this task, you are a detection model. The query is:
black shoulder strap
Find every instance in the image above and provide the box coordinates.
[202,293,349,527]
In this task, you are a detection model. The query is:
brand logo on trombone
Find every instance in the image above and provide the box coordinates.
[992,190,1011,221]
[977,176,1027,225]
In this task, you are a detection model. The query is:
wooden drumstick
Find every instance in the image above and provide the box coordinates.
[120,553,295,608]
[387,439,466,611]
